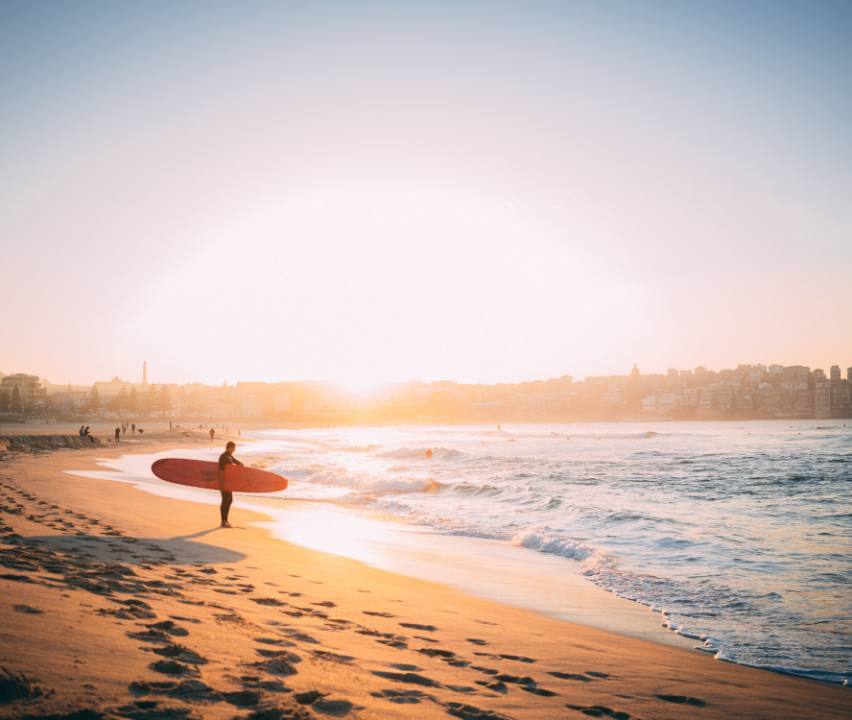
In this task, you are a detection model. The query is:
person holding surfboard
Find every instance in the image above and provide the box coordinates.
[218,441,243,528]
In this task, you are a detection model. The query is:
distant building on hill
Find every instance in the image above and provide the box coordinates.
[814,382,832,419]
[93,376,137,399]
[0,373,46,411]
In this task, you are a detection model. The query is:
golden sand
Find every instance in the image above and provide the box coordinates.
[0,436,847,719]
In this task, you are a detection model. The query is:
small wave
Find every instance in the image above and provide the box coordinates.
[570,430,662,440]
[447,481,504,498]
[379,446,467,460]
[511,530,596,562]
[357,477,444,495]
[336,444,382,453]
[300,466,444,496]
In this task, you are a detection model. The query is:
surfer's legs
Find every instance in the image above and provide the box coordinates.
[220,491,233,527]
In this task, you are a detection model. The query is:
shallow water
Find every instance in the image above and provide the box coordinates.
[245,420,851,685]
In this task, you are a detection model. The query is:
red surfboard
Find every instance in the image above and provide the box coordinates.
[151,458,288,493]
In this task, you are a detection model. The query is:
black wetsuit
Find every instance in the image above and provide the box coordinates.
[218,450,243,524]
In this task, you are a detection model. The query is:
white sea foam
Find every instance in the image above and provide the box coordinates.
[379,446,466,460]
[288,465,443,496]
[249,422,852,685]
[511,530,596,562]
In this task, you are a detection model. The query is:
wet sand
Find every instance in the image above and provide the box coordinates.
[0,439,848,719]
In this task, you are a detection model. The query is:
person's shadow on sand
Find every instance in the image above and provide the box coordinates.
[172,527,246,541]
[23,532,245,566]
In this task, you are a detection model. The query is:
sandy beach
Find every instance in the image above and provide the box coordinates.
[1,436,848,720]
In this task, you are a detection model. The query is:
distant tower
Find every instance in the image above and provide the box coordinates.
[142,361,148,385]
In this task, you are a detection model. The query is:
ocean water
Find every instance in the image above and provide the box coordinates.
[248,421,851,685]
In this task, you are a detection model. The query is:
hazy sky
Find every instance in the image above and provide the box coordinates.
[2,1,850,387]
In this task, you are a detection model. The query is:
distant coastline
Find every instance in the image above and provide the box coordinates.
[2,362,851,425]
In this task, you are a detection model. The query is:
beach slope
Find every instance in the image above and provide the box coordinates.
[0,443,847,720]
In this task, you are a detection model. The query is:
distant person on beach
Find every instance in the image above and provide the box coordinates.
[114,427,120,443]
[131,423,136,434]
[209,427,215,441]
[218,441,243,528]
[79,425,85,436]
[425,448,433,459]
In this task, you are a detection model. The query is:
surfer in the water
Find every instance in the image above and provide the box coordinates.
[218,441,243,528]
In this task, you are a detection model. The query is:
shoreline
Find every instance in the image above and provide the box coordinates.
[0,439,848,719]
[3,416,850,442]
[68,442,698,653]
[67,438,851,685]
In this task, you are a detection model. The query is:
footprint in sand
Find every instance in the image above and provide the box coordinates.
[324,618,353,629]
[471,665,499,675]
[445,702,514,720]
[371,688,432,704]
[399,622,437,632]
[371,670,440,688]
[236,675,290,694]
[495,672,536,686]
[251,657,299,677]
[251,597,287,606]
[254,636,293,646]
[295,690,326,704]
[549,671,594,682]
[311,650,355,664]
[278,628,320,644]
[168,615,201,624]
[12,604,43,614]
[417,647,455,659]
[0,667,46,702]
[313,698,356,716]
[475,679,508,693]
[566,704,631,719]
[144,620,189,637]
[148,644,208,665]
[656,694,707,707]
[129,678,220,702]
[520,684,557,697]
[213,611,252,628]
[497,653,535,663]
[149,659,199,677]
[223,689,263,707]
[128,628,171,644]
[295,690,356,716]
[256,648,298,659]
[116,701,203,718]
